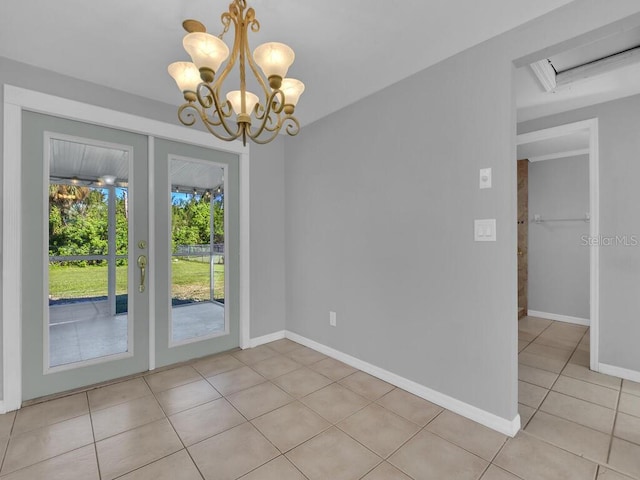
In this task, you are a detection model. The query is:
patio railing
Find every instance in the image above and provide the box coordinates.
[49,243,225,314]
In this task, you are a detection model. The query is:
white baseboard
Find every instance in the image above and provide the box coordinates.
[527,310,590,327]
[284,331,521,437]
[0,401,5,415]
[598,363,640,383]
[247,330,286,349]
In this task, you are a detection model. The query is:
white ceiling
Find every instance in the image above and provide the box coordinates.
[517,130,589,161]
[0,0,575,128]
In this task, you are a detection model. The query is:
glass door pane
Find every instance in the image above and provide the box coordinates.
[48,138,131,367]
[170,158,226,343]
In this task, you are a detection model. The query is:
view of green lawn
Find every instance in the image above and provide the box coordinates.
[49,259,224,302]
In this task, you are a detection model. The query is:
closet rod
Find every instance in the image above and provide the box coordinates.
[532,213,590,224]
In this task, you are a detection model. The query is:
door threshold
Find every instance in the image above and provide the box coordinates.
[21,346,241,408]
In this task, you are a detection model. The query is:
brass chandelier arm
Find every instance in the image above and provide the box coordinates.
[197,83,240,138]
[200,116,243,142]
[213,10,240,93]
[178,103,198,126]
[247,128,281,145]
[257,89,286,119]
[249,90,285,138]
[283,116,301,136]
[179,102,243,142]
[195,83,214,109]
[247,115,299,144]
[242,20,270,100]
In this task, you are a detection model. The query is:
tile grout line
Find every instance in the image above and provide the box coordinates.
[521,326,584,423]
[518,377,619,412]
[521,409,615,467]
[354,460,387,480]
[254,368,443,479]
[518,323,634,478]
[0,403,98,477]
[605,375,624,468]
[337,396,427,457]
[560,367,622,391]
[415,410,513,472]
[144,374,207,480]
[0,411,17,476]
[261,375,428,479]
[171,353,322,478]
[489,439,527,480]
[0,444,99,479]
[148,352,344,475]
[142,364,259,479]
[374,417,439,480]
[87,373,201,479]
[87,391,104,480]
[242,379,341,479]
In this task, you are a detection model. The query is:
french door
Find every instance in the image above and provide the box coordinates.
[21,112,239,401]
[152,138,239,367]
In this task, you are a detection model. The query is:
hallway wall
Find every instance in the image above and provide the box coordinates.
[528,155,590,320]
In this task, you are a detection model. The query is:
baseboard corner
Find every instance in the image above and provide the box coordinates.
[284,330,520,437]
[247,330,286,349]
[598,363,640,383]
[527,310,589,327]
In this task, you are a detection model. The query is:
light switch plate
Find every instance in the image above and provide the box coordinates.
[479,168,492,189]
[474,219,496,241]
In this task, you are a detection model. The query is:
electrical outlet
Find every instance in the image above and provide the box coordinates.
[329,311,337,327]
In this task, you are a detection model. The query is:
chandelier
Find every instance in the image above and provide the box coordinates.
[168,0,305,146]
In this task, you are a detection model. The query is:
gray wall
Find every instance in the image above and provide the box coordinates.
[528,156,590,319]
[283,2,640,421]
[519,92,640,374]
[0,56,287,399]
[250,137,286,337]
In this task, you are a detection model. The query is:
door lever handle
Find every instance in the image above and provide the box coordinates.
[137,255,147,292]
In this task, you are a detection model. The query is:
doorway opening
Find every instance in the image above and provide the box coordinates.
[515,119,601,437]
[516,119,599,372]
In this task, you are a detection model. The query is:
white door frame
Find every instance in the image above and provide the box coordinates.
[2,85,251,412]
[516,118,600,372]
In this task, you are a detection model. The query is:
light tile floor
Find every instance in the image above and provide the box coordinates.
[0,319,638,479]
